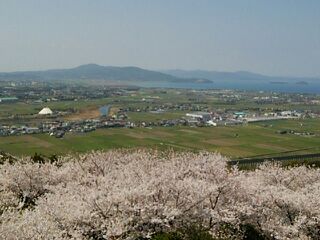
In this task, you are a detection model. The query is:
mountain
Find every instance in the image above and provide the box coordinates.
[3,65,316,86]
[162,69,320,83]
[0,64,212,83]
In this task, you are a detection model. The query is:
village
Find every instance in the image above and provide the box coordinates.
[0,80,319,138]
[0,102,317,138]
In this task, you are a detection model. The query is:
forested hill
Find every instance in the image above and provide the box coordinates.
[163,69,320,83]
[0,64,211,83]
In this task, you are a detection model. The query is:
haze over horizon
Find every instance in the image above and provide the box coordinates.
[1,0,319,77]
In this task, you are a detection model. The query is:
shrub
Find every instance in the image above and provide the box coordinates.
[151,225,213,240]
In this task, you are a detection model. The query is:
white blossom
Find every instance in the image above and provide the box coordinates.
[0,150,319,239]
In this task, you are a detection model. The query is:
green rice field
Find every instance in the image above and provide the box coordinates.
[1,118,320,158]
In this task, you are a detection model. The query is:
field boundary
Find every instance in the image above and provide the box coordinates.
[229,152,320,166]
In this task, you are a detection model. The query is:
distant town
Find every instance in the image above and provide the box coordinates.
[0,79,319,138]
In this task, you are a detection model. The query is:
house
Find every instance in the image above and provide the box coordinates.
[233,112,246,118]
[280,111,293,116]
[206,120,217,126]
[0,97,18,103]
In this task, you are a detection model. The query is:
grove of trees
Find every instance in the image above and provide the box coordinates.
[0,150,319,239]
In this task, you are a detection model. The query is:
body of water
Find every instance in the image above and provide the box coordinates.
[134,81,320,94]
[99,105,111,117]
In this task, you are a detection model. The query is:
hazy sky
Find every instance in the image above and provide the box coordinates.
[0,0,319,76]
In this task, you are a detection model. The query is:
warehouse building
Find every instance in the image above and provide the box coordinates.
[186,112,212,122]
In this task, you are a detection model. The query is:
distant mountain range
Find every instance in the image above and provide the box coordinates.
[162,70,320,84]
[0,64,318,85]
[0,64,211,84]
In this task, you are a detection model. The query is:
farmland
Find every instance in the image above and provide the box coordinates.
[1,118,320,158]
[0,83,320,159]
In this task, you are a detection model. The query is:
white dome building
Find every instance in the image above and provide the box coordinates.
[38,107,53,115]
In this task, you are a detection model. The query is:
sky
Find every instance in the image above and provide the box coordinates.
[0,0,319,77]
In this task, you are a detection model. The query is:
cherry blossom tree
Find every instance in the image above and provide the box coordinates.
[0,150,319,239]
